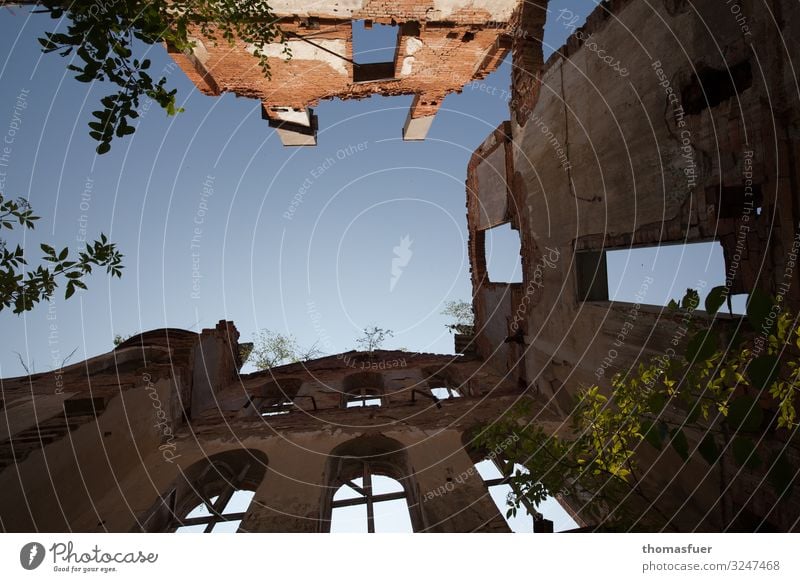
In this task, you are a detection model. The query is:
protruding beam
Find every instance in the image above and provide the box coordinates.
[262,105,318,146]
[402,94,441,141]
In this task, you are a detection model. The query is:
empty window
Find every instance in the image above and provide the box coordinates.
[475,459,578,533]
[575,250,609,302]
[430,386,461,400]
[331,467,412,533]
[342,371,384,408]
[345,388,382,408]
[175,490,255,533]
[260,401,293,416]
[578,241,746,313]
[605,241,746,313]
[352,20,398,63]
[682,60,753,115]
[352,20,399,82]
[485,223,523,283]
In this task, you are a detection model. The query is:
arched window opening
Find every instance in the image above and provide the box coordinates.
[324,434,421,533]
[342,371,384,408]
[474,458,578,533]
[424,366,466,399]
[345,388,382,408]
[430,386,461,400]
[175,489,255,533]
[260,400,293,416]
[136,449,267,533]
[330,464,412,533]
[252,378,303,417]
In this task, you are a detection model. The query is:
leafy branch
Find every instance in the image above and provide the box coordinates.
[1,192,123,314]
[35,0,286,153]
[477,287,799,529]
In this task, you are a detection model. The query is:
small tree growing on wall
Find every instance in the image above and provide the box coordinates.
[247,329,322,370]
[355,325,394,352]
[441,299,475,335]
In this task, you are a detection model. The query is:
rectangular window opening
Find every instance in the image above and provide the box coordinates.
[485,223,523,283]
[580,241,747,313]
[352,20,399,83]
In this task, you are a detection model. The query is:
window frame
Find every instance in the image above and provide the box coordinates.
[330,461,409,533]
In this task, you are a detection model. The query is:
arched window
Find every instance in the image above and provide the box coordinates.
[137,449,267,533]
[175,489,255,533]
[424,366,465,399]
[474,458,578,533]
[252,378,303,417]
[331,467,412,533]
[430,386,461,400]
[341,371,384,408]
[323,435,421,532]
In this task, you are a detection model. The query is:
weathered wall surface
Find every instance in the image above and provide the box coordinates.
[468,0,800,531]
[1,329,554,532]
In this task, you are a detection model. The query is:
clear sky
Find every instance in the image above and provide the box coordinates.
[0,0,655,532]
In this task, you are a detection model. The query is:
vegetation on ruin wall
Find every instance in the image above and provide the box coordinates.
[477,287,798,528]
[1,193,123,313]
[247,329,322,370]
[35,0,286,153]
[441,299,475,335]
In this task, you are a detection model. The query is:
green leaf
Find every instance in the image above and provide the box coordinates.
[686,329,718,363]
[670,428,689,461]
[58,247,68,261]
[746,288,773,331]
[681,289,700,310]
[697,433,720,465]
[65,281,75,299]
[747,355,780,391]
[727,395,763,433]
[96,142,111,155]
[732,436,761,469]
[705,286,728,315]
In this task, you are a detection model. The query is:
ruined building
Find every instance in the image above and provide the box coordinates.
[2,0,800,532]
[169,0,528,144]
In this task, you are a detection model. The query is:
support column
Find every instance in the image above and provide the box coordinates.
[263,105,318,147]
[403,94,442,141]
[238,440,327,532]
[405,430,510,532]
